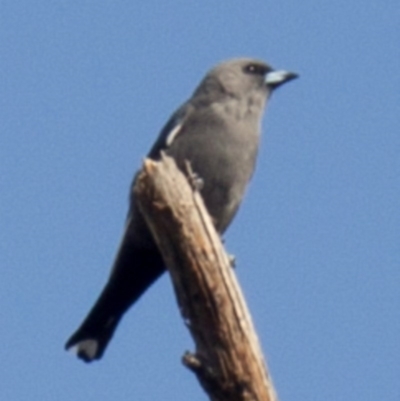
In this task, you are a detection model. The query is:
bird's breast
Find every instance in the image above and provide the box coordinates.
[166,109,260,232]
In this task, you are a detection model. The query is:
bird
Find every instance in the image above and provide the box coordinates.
[65,58,298,362]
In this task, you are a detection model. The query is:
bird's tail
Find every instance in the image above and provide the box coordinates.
[65,309,122,362]
[65,220,165,362]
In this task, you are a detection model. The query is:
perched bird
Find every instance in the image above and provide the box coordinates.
[65,58,297,362]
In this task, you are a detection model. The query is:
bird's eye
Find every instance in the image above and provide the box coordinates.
[244,64,269,75]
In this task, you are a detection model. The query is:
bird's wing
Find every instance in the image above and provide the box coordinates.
[147,102,194,159]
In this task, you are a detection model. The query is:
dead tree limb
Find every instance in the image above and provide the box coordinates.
[134,154,278,401]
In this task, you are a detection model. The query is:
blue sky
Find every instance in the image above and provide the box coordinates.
[1,1,399,400]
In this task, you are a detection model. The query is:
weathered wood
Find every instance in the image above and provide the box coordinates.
[134,154,278,401]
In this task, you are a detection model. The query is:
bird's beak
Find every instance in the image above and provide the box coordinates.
[265,70,299,88]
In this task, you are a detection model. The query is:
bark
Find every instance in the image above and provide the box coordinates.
[134,154,278,401]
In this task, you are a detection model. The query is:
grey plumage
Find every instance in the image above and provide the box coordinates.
[65,58,298,362]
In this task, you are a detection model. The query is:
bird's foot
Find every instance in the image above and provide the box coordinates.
[184,161,204,191]
[228,253,236,268]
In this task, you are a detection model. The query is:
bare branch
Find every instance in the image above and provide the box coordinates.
[134,154,278,401]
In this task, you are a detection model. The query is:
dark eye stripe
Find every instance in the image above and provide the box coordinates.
[244,63,270,76]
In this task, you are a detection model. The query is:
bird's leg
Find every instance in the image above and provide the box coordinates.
[184,160,204,191]
[184,160,235,267]
[220,237,236,268]
[228,253,236,268]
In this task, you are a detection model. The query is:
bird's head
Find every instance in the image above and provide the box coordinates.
[193,58,298,103]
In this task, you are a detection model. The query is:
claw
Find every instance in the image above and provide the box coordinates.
[184,161,204,191]
[228,253,236,268]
